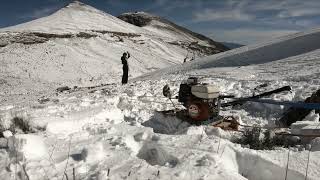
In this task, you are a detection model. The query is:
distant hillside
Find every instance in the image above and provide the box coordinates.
[221,42,244,49]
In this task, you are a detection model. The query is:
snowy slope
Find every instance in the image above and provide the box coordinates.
[0,1,227,104]
[137,27,320,80]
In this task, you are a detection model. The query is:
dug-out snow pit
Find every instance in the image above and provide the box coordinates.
[222,146,307,180]
[142,112,190,135]
[137,143,178,167]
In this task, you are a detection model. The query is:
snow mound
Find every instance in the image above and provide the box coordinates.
[142,112,190,134]
[186,126,206,135]
[2,130,13,138]
[8,134,48,160]
[137,143,178,167]
[81,142,105,164]
[124,135,142,155]
[222,146,306,180]
[205,126,232,139]
[46,117,90,137]
[195,154,217,167]
[302,110,319,122]
[290,111,320,136]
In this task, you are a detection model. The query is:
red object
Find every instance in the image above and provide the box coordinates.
[187,101,209,121]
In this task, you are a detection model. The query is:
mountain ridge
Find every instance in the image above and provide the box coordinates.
[118,11,229,52]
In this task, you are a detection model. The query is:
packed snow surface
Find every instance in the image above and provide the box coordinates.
[1,48,320,179]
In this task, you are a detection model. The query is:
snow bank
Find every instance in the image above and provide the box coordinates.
[81,142,105,164]
[46,106,124,137]
[221,145,306,180]
[137,143,178,167]
[8,134,48,160]
[290,111,320,136]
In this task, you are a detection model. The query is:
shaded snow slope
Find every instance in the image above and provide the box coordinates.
[137,28,320,80]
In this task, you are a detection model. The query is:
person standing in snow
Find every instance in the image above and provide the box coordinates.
[121,51,130,84]
[183,57,187,63]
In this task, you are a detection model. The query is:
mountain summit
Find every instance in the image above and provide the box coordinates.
[2,1,142,34]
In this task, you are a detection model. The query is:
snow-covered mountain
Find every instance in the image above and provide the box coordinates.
[0,1,227,103]
[118,12,229,55]
[1,2,142,34]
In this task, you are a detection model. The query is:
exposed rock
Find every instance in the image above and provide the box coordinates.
[56,86,70,93]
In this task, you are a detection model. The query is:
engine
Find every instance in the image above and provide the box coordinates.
[177,77,220,121]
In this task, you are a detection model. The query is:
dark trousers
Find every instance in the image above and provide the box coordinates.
[122,65,128,84]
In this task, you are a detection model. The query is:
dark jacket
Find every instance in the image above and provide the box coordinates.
[121,53,130,67]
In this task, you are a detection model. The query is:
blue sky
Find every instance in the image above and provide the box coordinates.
[1,0,319,44]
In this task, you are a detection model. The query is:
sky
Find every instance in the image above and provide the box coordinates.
[0,0,319,45]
